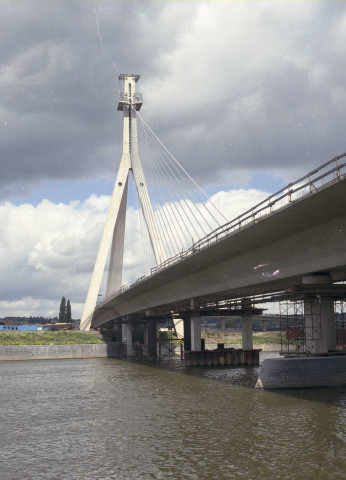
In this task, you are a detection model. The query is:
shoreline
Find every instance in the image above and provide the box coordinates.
[0,343,122,361]
[0,342,282,361]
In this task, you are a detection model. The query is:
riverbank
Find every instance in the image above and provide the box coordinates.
[0,343,122,361]
[0,331,107,346]
[202,330,283,347]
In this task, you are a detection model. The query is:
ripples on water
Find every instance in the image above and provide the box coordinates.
[0,355,345,480]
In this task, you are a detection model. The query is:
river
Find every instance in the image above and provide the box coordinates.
[0,354,345,479]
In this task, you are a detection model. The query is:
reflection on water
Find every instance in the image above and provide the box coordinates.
[0,354,345,480]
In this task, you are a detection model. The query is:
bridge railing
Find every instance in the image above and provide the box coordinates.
[150,152,346,274]
[96,152,346,310]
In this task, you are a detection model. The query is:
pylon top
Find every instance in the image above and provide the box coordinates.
[118,74,140,82]
[117,74,143,111]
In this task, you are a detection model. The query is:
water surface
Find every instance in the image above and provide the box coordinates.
[0,356,345,479]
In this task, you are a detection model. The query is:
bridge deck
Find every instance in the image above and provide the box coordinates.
[92,175,346,327]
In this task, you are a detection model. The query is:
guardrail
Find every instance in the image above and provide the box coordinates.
[96,152,346,310]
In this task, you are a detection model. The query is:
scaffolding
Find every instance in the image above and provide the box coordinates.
[279,300,305,354]
[158,317,184,360]
[335,300,346,349]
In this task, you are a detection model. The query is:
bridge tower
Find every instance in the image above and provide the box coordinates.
[80,74,166,331]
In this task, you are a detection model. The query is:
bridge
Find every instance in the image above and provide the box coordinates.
[80,74,346,388]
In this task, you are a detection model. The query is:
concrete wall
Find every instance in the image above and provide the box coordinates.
[0,343,123,361]
[256,356,346,389]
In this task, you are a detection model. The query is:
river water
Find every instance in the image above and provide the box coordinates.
[0,355,345,480]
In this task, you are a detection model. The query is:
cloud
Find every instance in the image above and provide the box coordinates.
[0,187,268,318]
[145,1,346,185]
[1,0,345,319]
[0,1,345,201]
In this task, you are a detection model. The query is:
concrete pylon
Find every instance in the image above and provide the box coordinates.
[80,74,166,331]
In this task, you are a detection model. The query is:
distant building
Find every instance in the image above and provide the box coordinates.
[0,325,44,331]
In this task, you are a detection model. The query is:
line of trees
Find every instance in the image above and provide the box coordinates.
[59,296,72,322]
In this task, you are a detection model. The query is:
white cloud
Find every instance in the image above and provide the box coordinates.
[1,0,345,199]
[0,187,269,318]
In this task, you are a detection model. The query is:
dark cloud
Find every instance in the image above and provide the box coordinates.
[0,0,345,200]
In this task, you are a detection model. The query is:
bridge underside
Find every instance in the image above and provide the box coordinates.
[92,177,346,328]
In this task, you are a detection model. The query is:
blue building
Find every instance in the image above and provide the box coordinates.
[0,325,44,331]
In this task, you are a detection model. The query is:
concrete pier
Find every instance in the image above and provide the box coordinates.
[241,315,253,350]
[183,317,191,352]
[147,318,157,357]
[126,321,133,357]
[191,314,201,351]
[257,355,346,389]
[303,275,336,354]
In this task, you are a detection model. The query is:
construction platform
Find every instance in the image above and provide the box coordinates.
[184,345,261,366]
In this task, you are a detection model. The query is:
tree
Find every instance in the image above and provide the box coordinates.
[66,299,72,322]
[59,296,66,322]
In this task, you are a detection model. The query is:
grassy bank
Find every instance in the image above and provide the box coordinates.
[0,331,107,346]
[202,331,284,345]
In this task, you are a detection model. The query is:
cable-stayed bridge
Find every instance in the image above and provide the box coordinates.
[79,74,346,387]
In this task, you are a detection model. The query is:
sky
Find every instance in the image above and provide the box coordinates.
[0,0,345,319]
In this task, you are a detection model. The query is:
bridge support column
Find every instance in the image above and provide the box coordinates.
[122,319,127,343]
[241,298,253,350]
[143,322,149,352]
[190,299,201,351]
[303,275,336,354]
[112,322,122,342]
[191,314,201,351]
[126,321,133,357]
[147,318,157,357]
[220,317,225,335]
[183,317,191,352]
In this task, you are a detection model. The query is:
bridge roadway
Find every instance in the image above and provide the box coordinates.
[91,174,346,328]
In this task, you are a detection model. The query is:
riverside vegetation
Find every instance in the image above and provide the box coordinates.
[202,330,283,345]
[0,331,107,346]
[0,330,283,346]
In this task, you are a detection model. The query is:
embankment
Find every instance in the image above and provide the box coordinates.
[0,343,122,361]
